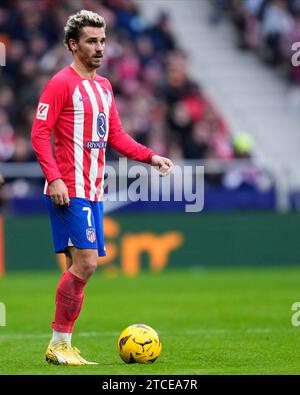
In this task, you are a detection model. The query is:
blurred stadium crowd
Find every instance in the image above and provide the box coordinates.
[0,0,235,165]
[212,0,300,82]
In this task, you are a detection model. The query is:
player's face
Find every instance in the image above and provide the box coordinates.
[75,26,106,70]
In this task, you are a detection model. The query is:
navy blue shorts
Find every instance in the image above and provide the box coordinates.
[45,196,106,256]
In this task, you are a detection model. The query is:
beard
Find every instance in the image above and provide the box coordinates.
[86,57,102,70]
[76,49,103,70]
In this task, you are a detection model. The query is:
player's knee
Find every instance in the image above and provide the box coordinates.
[76,260,97,280]
[72,249,98,278]
[83,259,98,275]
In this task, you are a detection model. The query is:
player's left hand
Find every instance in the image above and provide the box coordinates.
[151,155,174,177]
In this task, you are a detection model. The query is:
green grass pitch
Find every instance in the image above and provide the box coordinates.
[1,267,300,375]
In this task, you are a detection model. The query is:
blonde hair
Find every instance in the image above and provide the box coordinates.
[64,10,106,51]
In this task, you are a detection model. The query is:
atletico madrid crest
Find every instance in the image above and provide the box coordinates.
[86,228,96,243]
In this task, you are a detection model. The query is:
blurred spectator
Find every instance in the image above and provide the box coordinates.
[0,173,5,212]
[224,0,300,82]
[261,0,294,65]
[232,132,254,158]
[222,131,273,192]
[233,0,264,49]
[147,11,176,53]
[0,108,15,161]
[209,0,230,25]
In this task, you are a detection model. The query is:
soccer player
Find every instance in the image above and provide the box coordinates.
[31,10,173,366]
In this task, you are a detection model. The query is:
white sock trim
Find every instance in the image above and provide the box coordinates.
[50,330,72,346]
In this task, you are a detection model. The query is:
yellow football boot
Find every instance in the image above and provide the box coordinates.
[45,341,83,366]
[72,346,98,365]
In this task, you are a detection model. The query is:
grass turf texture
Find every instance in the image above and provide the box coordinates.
[0,267,300,375]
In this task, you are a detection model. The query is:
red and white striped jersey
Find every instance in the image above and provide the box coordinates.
[31,66,155,201]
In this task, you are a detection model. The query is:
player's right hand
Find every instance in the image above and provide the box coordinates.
[49,178,70,206]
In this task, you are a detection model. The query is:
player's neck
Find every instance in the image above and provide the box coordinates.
[70,62,97,80]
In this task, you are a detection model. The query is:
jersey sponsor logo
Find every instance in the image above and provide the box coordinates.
[36,102,49,120]
[86,227,96,243]
[97,112,107,138]
[86,141,107,149]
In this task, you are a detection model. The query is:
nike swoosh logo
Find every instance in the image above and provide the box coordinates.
[55,353,67,364]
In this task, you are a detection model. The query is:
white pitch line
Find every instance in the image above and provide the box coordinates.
[0,331,119,341]
[0,328,293,341]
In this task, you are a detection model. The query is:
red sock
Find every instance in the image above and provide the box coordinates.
[51,271,86,333]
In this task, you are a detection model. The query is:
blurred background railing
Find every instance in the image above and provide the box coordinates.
[0,158,277,214]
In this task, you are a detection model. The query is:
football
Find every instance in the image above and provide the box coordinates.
[117,324,162,364]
